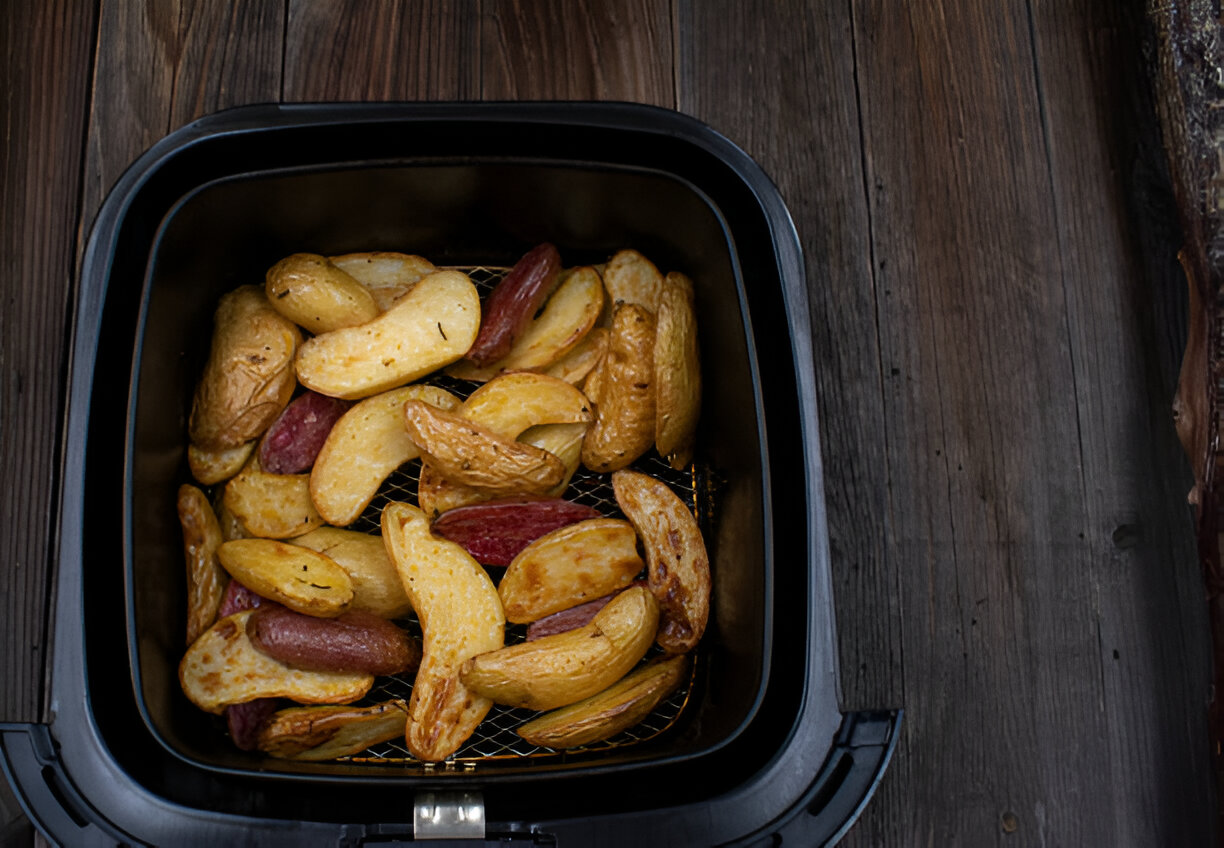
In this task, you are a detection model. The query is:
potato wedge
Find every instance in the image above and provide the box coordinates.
[309,384,460,525]
[516,655,688,748]
[654,272,701,469]
[460,584,658,711]
[580,303,657,472]
[603,249,664,314]
[459,372,593,434]
[329,252,436,311]
[402,400,565,496]
[447,266,604,380]
[217,538,353,617]
[265,253,381,334]
[498,518,643,623]
[223,460,325,539]
[257,699,409,761]
[291,527,413,618]
[177,484,229,645]
[464,242,561,367]
[179,611,373,714]
[295,269,480,399]
[381,502,505,762]
[189,285,301,450]
[545,326,609,385]
[520,421,587,496]
[612,470,710,654]
[187,440,254,486]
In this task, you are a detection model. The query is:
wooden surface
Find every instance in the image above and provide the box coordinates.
[0,1,1214,844]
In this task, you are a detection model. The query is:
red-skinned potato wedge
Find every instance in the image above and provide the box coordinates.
[448,266,603,381]
[189,285,301,451]
[580,303,657,472]
[402,400,566,496]
[179,611,373,714]
[381,502,505,762]
[328,252,436,311]
[602,249,664,314]
[430,497,601,566]
[309,384,461,526]
[498,518,644,623]
[460,585,658,711]
[222,458,325,539]
[246,606,421,676]
[265,253,381,334]
[217,538,353,618]
[187,440,254,486]
[291,527,413,619]
[612,470,710,654]
[515,654,689,748]
[295,269,480,399]
[257,699,409,761]
[653,271,701,469]
[464,242,561,367]
[258,391,351,474]
[177,484,229,645]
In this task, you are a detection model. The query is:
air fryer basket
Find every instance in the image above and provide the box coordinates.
[0,103,898,847]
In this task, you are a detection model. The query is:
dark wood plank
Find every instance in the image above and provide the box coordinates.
[81,0,283,237]
[478,0,673,103]
[0,0,98,723]
[283,0,479,101]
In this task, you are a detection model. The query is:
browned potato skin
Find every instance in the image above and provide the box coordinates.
[189,285,302,450]
[179,611,373,714]
[612,470,710,654]
[402,400,566,495]
[580,303,657,472]
[498,518,644,623]
[217,538,353,617]
[177,484,229,645]
[265,253,380,334]
[257,699,409,760]
[460,584,659,711]
[516,655,689,748]
[246,606,421,675]
[653,272,701,469]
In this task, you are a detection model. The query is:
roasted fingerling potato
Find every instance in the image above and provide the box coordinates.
[177,484,229,645]
[580,303,657,472]
[265,253,381,334]
[653,271,701,469]
[216,538,354,617]
[257,700,409,760]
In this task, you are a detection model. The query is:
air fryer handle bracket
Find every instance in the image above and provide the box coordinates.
[741,708,901,848]
[0,722,141,847]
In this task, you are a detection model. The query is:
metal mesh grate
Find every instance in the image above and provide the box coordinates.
[331,267,709,769]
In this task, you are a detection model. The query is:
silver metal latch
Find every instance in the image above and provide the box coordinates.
[414,790,486,840]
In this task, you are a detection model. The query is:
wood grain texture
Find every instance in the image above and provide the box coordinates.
[284,0,479,101]
[0,0,97,723]
[479,0,673,103]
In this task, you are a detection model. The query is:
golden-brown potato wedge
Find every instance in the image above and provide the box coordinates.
[188,285,301,450]
[214,492,250,541]
[329,252,436,311]
[265,253,381,334]
[217,538,353,617]
[520,421,587,496]
[257,699,408,760]
[654,272,701,469]
[402,400,566,496]
[222,460,325,539]
[545,326,609,385]
[187,440,255,486]
[459,372,593,434]
[580,303,657,472]
[179,612,372,714]
[309,384,461,525]
[612,470,710,654]
[498,518,643,623]
[381,502,505,762]
[291,527,413,619]
[177,484,229,645]
[295,269,480,400]
[581,350,606,406]
[603,249,664,314]
[459,584,658,711]
[446,267,604,381]
[515,655,688,748]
